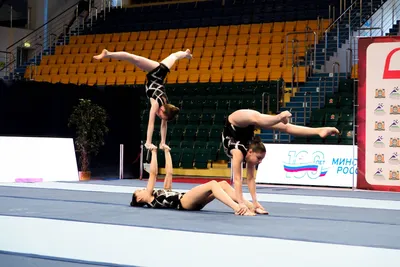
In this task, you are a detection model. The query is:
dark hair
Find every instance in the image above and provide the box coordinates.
[249,135,266,153]
[130,192,146,207]
[163,104,180,121]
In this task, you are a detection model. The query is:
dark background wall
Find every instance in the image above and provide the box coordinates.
[0,79,142,179]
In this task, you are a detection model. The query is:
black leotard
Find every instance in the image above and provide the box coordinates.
[145,63,170,107]
[222,118,255,160]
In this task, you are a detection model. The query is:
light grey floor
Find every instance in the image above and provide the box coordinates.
[0,182,399,250]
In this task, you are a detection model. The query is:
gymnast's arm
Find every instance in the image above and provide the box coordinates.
[145,99,159,148]
[145,148,158,193]
[246,164,258,204]
[231,149,246,205]
[163,147,173,191]
[160,118,168,147]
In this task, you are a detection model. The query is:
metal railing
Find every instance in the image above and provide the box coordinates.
[285,30,317,72]
[303,92,312,125]
[323,0,389,71]
[350,0,400,71]
[318,77,327,108]
[332,62,340,92]
[0,50,15,77]
[4,0,111,80]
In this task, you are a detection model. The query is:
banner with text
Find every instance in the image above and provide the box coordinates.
[256,144,357,187]
[0,137,79,183]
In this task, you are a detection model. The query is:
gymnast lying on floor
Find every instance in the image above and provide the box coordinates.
[130,146,267,216]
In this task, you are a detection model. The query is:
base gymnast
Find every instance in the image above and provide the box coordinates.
[93,48,192,151]
[130,146,264,216]
[222,109,340,214]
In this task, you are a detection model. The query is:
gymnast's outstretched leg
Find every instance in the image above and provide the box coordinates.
[93,49,160,72]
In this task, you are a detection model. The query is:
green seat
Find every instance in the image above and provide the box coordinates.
[339,93,353,108]
[241,97,255,109]
[340,129,355,145]
[181,148,194,168]
[170,125,184,141]
[325,132,339,144]
[201,111,213,125]
[157,149,166,168]
[213,111,226,125]
[191,97,205,110]
[338,110,354,129]
[216,99,229,110]
[308,136,324,144]
[310,110,326,127]
[207,141,220,161]
[229,97,242,110]
[324,94,339,109]
[324,112,340,127]
[218,149,230,161]
[175,111,188,126]
[187,112,201,125]
[171,149,181,168]
[203,99,217,110]
[194,148,211,169]
[181,140,193,149]
[194,141,207,150]
[196,125,210,141]
[181,99,192,111]
[168,140,181,149]
[209,125,222,142]
[339,79,355,94]
[183,125,198,141]
[293,136,308,144]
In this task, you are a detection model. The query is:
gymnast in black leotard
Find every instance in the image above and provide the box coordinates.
[222,109,340,216]
[94,48,192,151]
[130,146,257,216]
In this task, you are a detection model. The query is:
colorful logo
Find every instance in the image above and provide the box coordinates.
[389,87,400,99]
[389,153,400,165]
[373,168,384,179]
[283,150,329,179]
[373,136,385,148]
[389,120,400,132]
[390,105,399,115]
[375,89,386,98]
[374,103,385,115]
[390,138,400,147]
[374,121,385,131]
[389,170,400,180]
[374,154,385,163]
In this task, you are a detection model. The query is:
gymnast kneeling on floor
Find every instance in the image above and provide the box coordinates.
[129,146,262,216]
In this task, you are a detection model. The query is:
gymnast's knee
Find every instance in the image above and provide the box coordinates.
[218,181,229,188]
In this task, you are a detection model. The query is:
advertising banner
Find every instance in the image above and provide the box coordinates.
[357,36,400,192]
[255,144,357,187]
[0,136,79,183]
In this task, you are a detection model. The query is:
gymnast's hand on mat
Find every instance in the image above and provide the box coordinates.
[278,110,292,124]
[253,202,269,215]
[159,143,171,151]
[145,143,157,150]
[318,127,340,138]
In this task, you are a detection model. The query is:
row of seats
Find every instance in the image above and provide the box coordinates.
[37,52,302,70]
[28,66,304,85]
[52,44,302,62]
[70,21,323,46]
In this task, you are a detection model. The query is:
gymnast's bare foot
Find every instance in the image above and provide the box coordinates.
[93,49,109,60]
[319,127,340,138]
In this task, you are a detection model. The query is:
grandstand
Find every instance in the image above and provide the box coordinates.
[3,0,399,176]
